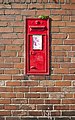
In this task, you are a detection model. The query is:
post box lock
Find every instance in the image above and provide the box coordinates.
[25,18,50,75]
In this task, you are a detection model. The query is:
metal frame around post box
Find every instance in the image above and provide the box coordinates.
[24,18,50,75]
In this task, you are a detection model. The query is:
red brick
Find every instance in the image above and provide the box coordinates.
[54,105,69,110]
[53,46,71,51]
[0,111,10,116]
[64,75,75,80]
[40,94,49,98]
[25,93,40,98]
[36,10,50,16]
[52,33,66,39]
[0,87,13,92]
[71,0,75,3]
[28,3,44,9]
[14,87,29,92]
[4,69,20,74]
[62,4,75,10]
[51,10,66,15]
[52,21,65,27]
[70,69,75,74]
[8,21,24,27]
[0,21,8,26]
[0,105,4,110]
[0,58,4,63]
[11,99,28,104]
[61,63,75,68]
[50,75,62,80]
[68,52,75,57]
[62,99,75,104]
[1,93,16,98]
[0,70,4,74]
[1,51,16,57]
[71,58,75,62]
[6,81,21,86]
[52,63,60,68]
[45,4,60,9]
[12,111,27,116]
[63,16,70,21]
[51,111,60,116]
[64,93,73,98]
[2,33,17,39]
[21,10,36,16]
[55,81,71,86]
[71,16,75,21]
[5,9,21,15]
[0,27,13,33]
[14,63,24,69]
[0,75,11,80]
[6,45,21,51]
[0,39,12,45]
[47,87,61,92]
[19,104,36,110]
[51,27,59,33]
[30,87,46,92]
[5,105,18,110]
[12,3,27,9]
[37,105,53,110]
[54,68,69,74]
[12,75,24,80]
[66,22,75,26]
[72,46,75,51]
[14,27,23,32]
[0,46,5,50]
[0,15,14,21]
[29,111,43,116]
[16,93,24,98]
[22,81,38,86]
[45,100,61,104]
[5,58,21,63]
[60,28,75,33]
[0,10,4,14]
[0,63,14,68]
[52,16,62,21]
[12,39,23,45]
[28,75,46,80]
[29,99,44,104]
[52,51,67,57]
[0,99,10,104]
[64,40,75,45]
[39,80,54,86]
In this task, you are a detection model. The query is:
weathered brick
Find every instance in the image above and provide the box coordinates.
[6,117,20,120]
[11,99,28,104]
[55,81,71,86]
[37,105,53,110]
[6,81,21,86]
[62,111,75,116]
[0,99,11,104]
[0,111,11,116]
[12,110,27,116]
[36,10,50,16]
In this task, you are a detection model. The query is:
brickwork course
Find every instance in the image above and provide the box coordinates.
[0,0,75,120]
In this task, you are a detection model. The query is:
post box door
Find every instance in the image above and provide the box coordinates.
[29,35,47,73]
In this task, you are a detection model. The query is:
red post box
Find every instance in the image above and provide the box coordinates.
[25,18,50,75]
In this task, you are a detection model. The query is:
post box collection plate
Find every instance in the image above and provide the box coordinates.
[25,18,50,75]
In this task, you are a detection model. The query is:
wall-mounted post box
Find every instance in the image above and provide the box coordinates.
[25,18,50,75]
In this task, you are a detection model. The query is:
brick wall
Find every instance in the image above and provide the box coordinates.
[0,0,75,120]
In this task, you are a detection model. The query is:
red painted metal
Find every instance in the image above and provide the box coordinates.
[25,18,50,75]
